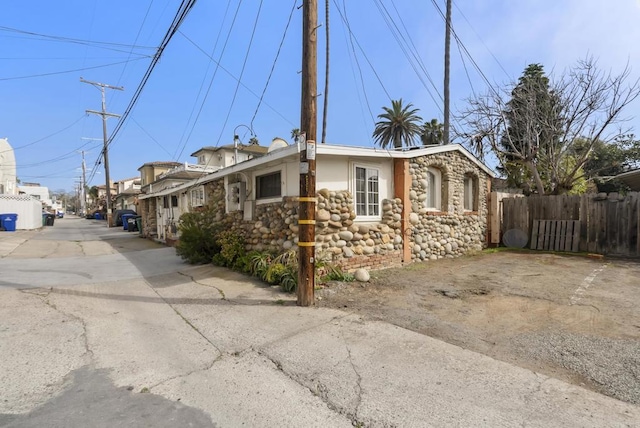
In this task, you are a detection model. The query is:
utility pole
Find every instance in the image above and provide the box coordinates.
[80,150,87,216]
[81,78,123,226]
[298,0,318,307]
[443,0,452,145]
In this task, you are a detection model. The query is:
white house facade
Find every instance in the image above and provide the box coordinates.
[0,138,17,195]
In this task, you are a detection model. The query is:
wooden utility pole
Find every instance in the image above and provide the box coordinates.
[298,0,318,306]
[80,150,87,216]
[443,0,452,145]
[81,78,123,226]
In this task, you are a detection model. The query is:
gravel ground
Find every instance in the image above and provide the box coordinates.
[317,251,640,404]
[512,331,640,404]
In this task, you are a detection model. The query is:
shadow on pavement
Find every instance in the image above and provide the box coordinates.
[0,366,215,428]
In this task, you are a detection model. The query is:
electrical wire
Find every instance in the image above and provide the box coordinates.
[429,0,497,95]
[115,0,156,87]
[332,0,391,100]
[249,0,296,134]
[337,2,374,141]
[0,115,85,154]
[18,140,102,169]
[103,0,199,156]
[214,0,264,147]
[173,0,241,160]
[0,25,156,55]
[0,57,148,81]
[451,0,509,78]
[179,31,295,128]
[339,0,376,122]
[132,118,175,158]
[373,0,443,112]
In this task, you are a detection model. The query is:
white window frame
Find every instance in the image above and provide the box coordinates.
[425,166,442,211]
[190,186,205,207]
[254,165,285,205]
[464,175,477,212]
[351,163,381,221]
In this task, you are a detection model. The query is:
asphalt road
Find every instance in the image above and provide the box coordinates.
[1,218,639,427]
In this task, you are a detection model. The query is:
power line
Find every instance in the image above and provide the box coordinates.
[0,25,156,50]
[132,118,174,158]
[373,0,443,112]
[428,0,496,94]
[332,0,391,100]
[179,31,295,128]
[115,0,156,87]
[337,2,374,141]
[0,115,85,154]
[0,57,148,81]
[249,0,297,133]
[451,0,510,78]
[214,0,264,147]
[339,0,376,122]
[104,0,199,153]
[173,0,241,160]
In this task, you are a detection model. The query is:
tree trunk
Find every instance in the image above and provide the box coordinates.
[525,160,546,195]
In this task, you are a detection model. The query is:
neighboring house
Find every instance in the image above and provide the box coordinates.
[137,143,269,241]
[0,137,18,195]
[190,142,269,169]
[114,177,142,211]
[139,142,494,270]
[613,168,640,191]
[18,183,52,208]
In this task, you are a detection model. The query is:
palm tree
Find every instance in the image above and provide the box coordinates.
[291,128,301,143]
[421,119,444,146]
[372,99,423,149]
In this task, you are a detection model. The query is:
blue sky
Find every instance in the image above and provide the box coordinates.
[2,0,640,192]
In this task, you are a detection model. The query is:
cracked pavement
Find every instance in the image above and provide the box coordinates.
[1,218,639,427]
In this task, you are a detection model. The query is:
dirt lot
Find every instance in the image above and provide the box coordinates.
[317,250,640,405]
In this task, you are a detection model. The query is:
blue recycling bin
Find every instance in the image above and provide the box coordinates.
[121,214,134,230]
[1,213,18,232]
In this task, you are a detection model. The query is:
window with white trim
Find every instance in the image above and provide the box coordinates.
[464,174,478,211]
[425,167,442,211]
[256,171,281,199]
[190,187,205,207]
[354,166,380,218]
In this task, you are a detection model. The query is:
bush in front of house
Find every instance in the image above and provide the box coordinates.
[175,210,223,264]
[176,209,353,292]
[212,230,246,270]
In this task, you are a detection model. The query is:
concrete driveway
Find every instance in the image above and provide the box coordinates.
[0,217,638,427]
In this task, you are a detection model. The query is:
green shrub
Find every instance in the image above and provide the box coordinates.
[247,251,273,278]
[265,263,288,285]
[279,264,298,292]
[214,230,246,268]
[175,210,222,264]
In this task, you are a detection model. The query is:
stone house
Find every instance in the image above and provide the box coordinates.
[139,142,494,270]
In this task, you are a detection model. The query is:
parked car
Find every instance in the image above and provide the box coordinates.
[114,209,137,227]
[56,210,64,218]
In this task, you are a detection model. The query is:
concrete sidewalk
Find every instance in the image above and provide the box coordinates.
[1,227,639,427]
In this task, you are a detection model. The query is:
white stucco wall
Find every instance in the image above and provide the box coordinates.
[0,138,17,195]
[316,154,393,203]
[18,185,51,207]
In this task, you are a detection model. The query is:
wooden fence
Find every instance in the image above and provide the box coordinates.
[495,192,640,257]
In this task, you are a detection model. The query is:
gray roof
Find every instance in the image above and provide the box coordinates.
[614,169,640,191]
